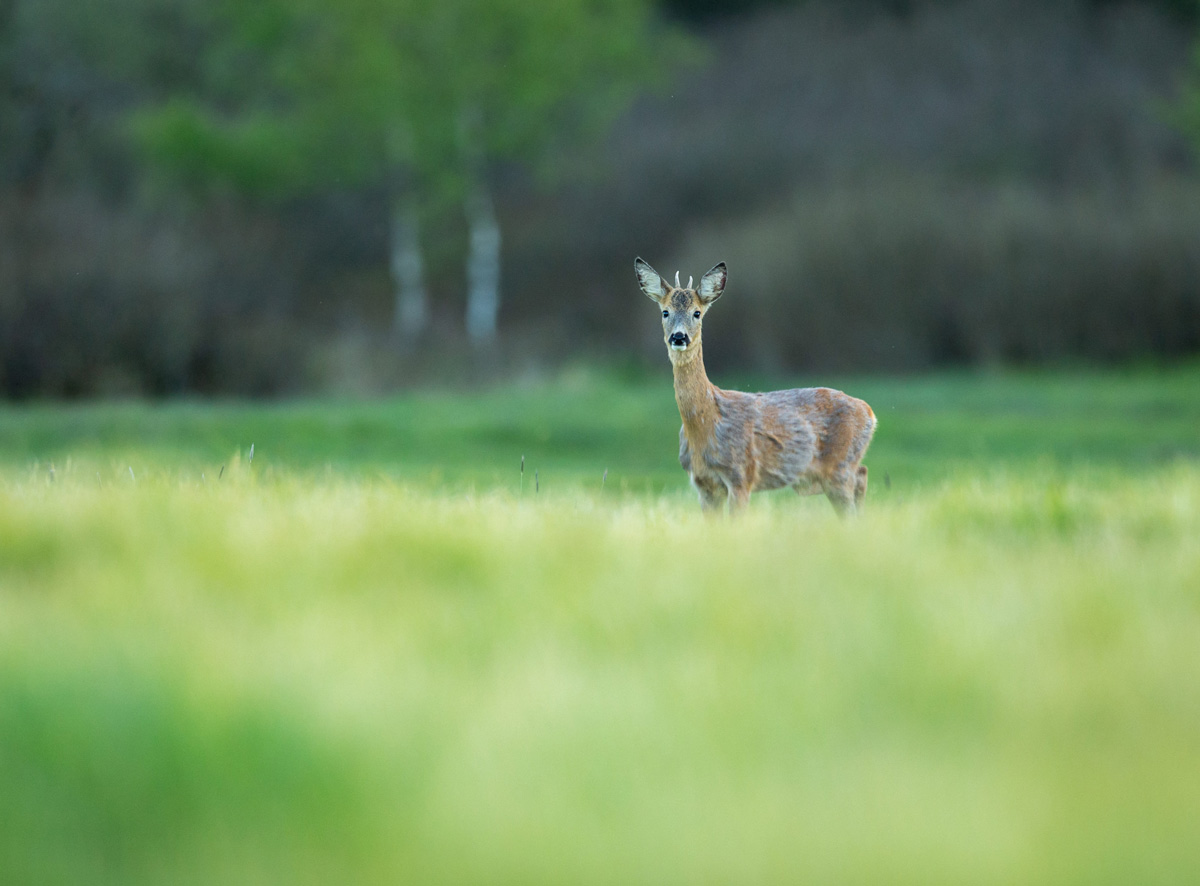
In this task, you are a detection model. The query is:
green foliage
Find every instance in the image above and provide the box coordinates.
[437,0,676,158]
[127,0,675,202]
[665,0,1200,22]
[1,372,1199,883]
[1174,39,1200,155]
[130,100,309,197]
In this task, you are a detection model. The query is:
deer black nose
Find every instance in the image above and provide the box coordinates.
[669,332,689,347]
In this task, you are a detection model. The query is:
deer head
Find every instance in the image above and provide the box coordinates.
[635,258,727,363]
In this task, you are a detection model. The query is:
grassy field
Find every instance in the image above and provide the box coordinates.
[2,365,1199,885]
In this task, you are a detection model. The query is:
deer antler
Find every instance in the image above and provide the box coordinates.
[674,271,681,289]
[688,276,694,290]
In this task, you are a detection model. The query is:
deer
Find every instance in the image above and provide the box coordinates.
[635,257,876,517]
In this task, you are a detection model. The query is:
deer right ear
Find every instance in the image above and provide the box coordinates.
[697,262,727,304]
[635,257,667,302]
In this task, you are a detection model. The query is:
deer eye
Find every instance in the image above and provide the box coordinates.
[693,310,701,319]
[662,310,669,318]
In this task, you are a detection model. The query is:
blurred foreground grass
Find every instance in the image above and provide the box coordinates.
[2,367,1199,884]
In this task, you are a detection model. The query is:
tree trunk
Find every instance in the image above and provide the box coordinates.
[464,177,500,343]
[389,196,428,341]
[458,106,501,344]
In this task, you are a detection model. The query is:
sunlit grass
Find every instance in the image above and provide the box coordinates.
[2,367,1199,883]
[2,453,1199,884]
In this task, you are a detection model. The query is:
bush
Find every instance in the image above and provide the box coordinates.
[672,176,1200,372]
[0,191,310,397]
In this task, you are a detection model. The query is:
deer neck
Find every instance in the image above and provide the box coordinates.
[671,341,718,446]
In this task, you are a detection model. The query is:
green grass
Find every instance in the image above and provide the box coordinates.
[3,363,1197,491]
[2,365,1199,885]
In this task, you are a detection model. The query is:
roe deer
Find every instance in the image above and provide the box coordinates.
[636,257,876,516]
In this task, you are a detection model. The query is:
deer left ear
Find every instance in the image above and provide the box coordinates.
[635,257,668,302]
[697,262,727,304]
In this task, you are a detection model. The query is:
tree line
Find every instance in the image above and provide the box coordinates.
[3,0,1200,396]
[4,0,678,347]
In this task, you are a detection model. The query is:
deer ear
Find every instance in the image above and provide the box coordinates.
[697,262,727,304]
[635,257,667,302]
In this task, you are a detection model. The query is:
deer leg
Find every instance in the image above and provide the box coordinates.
[692,475,727,514]
[728,485,752,516]
[854,465,868,509]
[824,471,857,519]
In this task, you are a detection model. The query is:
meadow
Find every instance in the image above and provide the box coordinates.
[2,365,1199,885]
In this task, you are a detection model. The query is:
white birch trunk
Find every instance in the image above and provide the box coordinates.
[390,197,428,340]
[464,179,501,343]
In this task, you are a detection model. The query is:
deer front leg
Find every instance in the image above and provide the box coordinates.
[691,474,727,514]
[728,485,752,515]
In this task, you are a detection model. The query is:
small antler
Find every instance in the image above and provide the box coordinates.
[688,275,694,290]
[674,271,681,289]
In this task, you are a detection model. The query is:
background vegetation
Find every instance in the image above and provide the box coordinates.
[4,0,1200,396]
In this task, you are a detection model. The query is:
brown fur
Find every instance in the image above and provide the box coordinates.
[635,257,876,517]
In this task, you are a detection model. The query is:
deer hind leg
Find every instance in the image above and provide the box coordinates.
[824,470,858,519]
[853,465,868,509]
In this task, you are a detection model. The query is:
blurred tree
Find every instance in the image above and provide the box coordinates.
[1,0,104,371]
[131,0,672,344]
[661,0,1200,24]
[659,0,931,22]
[1173,2,1200,150]
[426,0,677,341]
[1090,0,1199,22]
